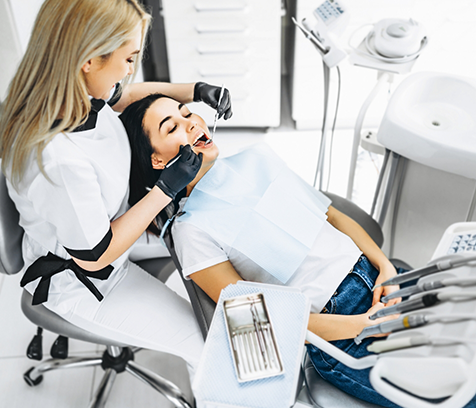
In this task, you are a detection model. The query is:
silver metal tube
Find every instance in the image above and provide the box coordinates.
[88,369,117,408]
[107,345,122,358]
[126,360,192,408]
[371,149,390,218]
[29,356,102,381]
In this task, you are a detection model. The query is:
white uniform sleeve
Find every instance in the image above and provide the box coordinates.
[172,220,228,279]
[28,159,112,261]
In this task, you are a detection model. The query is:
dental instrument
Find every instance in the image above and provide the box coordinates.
[165,155,181,168]
[165,134,208,168]
[367,334,476,354]
[355,314,427,344]
[356,312,476,344]
[381,276,476,303]
[370,293,440,320]
[207,84,225,144]
[370,291,476,320]
[372,254,476,290]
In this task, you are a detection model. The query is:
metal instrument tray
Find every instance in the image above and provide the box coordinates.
[223,293,284,382]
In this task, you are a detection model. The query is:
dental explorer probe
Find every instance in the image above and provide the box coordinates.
[166,131,212,168]
[381,276,476,303]
[206,84,225,145]
[372,254,476,291]
[370,290,476,320]
[355,312,476,344]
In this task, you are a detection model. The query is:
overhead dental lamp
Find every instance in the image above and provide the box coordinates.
[293,1,428,196]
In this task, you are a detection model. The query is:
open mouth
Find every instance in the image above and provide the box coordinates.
[192,132,211,148]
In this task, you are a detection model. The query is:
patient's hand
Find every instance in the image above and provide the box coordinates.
[373,263,401,307]
[360,302,399,338]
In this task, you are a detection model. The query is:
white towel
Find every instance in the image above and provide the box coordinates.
[193,281,310,408]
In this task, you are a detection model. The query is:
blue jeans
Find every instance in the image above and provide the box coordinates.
[306,255,476,408]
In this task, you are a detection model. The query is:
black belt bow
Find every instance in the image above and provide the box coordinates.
[21,252,114,305]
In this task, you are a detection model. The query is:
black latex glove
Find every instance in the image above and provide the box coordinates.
[193,82,233,120]
[155,145,203,199]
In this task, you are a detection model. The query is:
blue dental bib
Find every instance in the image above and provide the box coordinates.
[179,144,331,283]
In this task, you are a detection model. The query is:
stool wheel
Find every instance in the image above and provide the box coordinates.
[23,367,43,386]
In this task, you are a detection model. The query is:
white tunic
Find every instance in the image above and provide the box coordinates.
[6,89,203,369]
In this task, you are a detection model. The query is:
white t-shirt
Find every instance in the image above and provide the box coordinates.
[6,86,135,316]
[172,198,362,314]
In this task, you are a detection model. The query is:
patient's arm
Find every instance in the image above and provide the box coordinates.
[189,260,243,303]
[190,259,397,342]
[326,206,400,306]
[308,302,399,341]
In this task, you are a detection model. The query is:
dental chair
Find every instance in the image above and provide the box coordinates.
[0,170,193,408]
[159,191,411,408]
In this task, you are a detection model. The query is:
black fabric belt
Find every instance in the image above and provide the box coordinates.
[21,252,114,305]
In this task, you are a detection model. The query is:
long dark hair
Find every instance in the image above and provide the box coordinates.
[119,93,175,233]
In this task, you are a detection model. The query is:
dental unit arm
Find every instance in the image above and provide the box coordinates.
[373,254,476,290]
[292,1,349,190]
[382,276,476,303]
[292,0,348,69]
[306,226,476,407]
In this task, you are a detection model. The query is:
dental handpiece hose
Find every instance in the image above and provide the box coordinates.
[371,290,476,320]
[382,276,476,303]
[355,314,428,344]
[373,254,476,290]
[369,293,440,320]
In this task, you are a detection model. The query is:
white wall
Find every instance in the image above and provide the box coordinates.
[0,0,26,102]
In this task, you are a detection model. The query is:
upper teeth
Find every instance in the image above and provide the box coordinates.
[193,133,205,145]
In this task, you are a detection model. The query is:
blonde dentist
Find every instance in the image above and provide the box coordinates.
[0,0,231,373]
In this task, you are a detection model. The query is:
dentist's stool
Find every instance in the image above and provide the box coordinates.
[0,169,192,408]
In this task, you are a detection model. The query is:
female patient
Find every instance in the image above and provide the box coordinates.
[120,94,438,408]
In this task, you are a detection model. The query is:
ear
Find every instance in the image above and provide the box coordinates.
[81,59,93,74]
[151,153,165,170]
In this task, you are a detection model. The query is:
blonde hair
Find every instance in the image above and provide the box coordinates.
[0,0,151,186]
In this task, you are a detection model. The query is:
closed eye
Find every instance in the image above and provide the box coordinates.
[169,124,177,134]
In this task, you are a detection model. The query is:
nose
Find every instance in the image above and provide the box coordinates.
[128,63,135,76]
[187,120,196,133]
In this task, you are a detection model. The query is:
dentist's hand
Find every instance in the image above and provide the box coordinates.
[193,82,233,120]
[155,145,202,199]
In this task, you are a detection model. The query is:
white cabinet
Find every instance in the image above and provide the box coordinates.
[290,0,325,130]
[161,0,282,128]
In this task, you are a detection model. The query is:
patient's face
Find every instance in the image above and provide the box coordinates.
[143,97,219,170]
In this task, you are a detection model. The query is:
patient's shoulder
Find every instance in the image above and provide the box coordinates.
[172,219,221,248]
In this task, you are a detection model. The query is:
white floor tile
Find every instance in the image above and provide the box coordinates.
[0,355,95,408]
